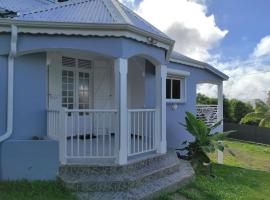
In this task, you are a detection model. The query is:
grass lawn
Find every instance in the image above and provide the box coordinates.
[0,140,269,200]
[157,139,270,200]
[0,180,77,200]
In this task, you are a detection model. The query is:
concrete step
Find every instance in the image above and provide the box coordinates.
[58,151,195,199]
[77,161,195,200]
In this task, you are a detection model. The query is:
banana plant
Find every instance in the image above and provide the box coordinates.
[240,99,270,128]
[176,112,235,175]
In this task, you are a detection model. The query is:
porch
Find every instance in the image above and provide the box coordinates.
[46,50,167,165]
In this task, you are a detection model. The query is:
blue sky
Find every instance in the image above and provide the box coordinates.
[207,0,270,62]
[120,0,270,101]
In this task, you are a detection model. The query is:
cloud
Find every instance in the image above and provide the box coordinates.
[121,0,228,61]
[252,35,270,58]
[118,0,136,9]
[120,0,269,102]
[197,58,270,102]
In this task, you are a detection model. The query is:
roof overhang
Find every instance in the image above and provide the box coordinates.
[0,19,175,61]
[170,57,229,81]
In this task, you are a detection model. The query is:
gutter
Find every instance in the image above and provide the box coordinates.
[0,25,17,143]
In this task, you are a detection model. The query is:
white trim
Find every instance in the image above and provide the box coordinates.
[156,64,167,154]
[167,68,190,77]
[170,58,204,69]
[169,58,229,81]
[166,70,187,104]
[0,20,174,56]
[0,25,17,143]
[110,0,133,25]
[114,58,128,165]
[217,83,224,131]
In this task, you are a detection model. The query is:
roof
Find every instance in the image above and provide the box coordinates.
[170,51,229,80]
[0,0,53,12]
[0,0,228,80]
[3,0,171,40]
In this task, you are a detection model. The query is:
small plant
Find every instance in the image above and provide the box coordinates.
[176,112,235,176]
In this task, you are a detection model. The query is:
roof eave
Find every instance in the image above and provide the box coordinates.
[170,58,229,81]
[0,19,175,57]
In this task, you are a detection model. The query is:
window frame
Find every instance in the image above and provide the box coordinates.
[61,56,93,111]
[166,69,189,104]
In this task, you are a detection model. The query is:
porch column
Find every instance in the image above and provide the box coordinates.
[155,64,167,154]
[217,82,224,132]
[114,58,128,165]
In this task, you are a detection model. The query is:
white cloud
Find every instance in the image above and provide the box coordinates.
[125,0,228,61]
[253,35,270,58]
[119,0,136,9]
[120,0,269,102]
[198,58,270,102]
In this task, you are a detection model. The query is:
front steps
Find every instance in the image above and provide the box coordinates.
[58,151,195,200]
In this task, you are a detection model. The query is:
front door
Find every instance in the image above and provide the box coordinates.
[48,54,114,139]
[60,57,93,137]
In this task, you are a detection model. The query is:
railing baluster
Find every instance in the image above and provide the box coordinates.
[133,112,135,154]
[90,112,93,157]
[102,112,105,157]
[83,111,86,158]
[96,112,99,157]
[141,112,144,153]
[77,113,80,157]
[109,113,112,157]
[71,113,74,158]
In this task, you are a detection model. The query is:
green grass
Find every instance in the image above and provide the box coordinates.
[0,180,77,200]
[1,140,270,200]
[158,140,270,200]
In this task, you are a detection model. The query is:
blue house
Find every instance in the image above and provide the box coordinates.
[0,0,228,198]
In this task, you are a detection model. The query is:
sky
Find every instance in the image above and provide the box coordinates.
[120,0,270,102]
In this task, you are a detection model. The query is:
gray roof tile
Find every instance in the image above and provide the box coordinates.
[7,0,171,40]
[0,0,52,12]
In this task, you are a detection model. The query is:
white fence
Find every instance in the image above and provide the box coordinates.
[196,105,218,126]
[47,109,60,140]
[128,109,156,156]
[60,109,118,161]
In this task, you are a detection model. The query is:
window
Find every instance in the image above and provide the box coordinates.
[166,75,185,102]
[61,56,92,112]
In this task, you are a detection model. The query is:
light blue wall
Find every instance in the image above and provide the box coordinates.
[0,140,60,180]
[166,61,222,149]
[17,35,166,64]
[12,53,47,140]
[0,33,224,180]
[0,34,10,55]
[0,56,7,135]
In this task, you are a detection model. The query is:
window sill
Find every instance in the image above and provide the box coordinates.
[166,99,186,104]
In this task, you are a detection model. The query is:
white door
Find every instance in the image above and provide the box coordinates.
[60,56,93,137]
[48,55,114,138]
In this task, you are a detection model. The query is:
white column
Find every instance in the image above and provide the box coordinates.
[217,82,224,132]
[114,58,128,165]
[59,108,67,165]
[155,64,167,154]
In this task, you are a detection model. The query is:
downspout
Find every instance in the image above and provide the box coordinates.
[0,25,17,142]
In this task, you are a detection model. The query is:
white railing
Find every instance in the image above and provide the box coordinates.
[128,109,156,156]
[47,109,60,140]
[60,109,118,161]
[196,105,218,126]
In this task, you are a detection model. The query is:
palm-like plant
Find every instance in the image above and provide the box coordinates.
[240,100,270,128]
[176,112,234,174]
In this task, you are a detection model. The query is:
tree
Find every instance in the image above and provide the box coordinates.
[223,96,233,123]
[230,99,254,123]
[196,93,217,105]
[177,112,234,176]
[240,100,270,128]
[267,91,270,105]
